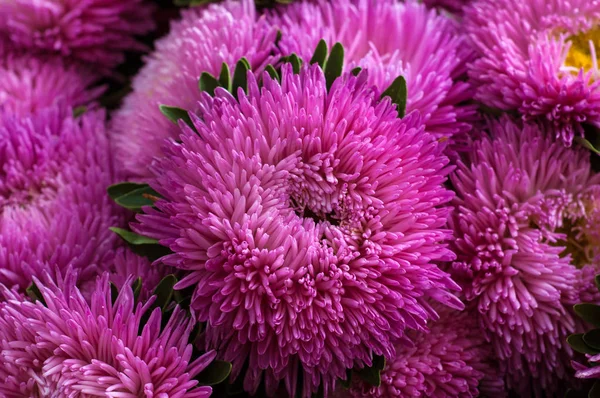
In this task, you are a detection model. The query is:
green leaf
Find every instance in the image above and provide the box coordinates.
[309,39,328,68]
[26,282,46,306]
[132,277,143,302]
[355,354,385,387]
[218,63,231,91]
[107,182,148,202]
[199,72,220,96]
[265,64,279,81]
[113,185,160,211]
[584,329,600,350]
[154,275,177,312]
[196,360,232,386]
[73,106,87,118]
[289,53,302,74]
[568,334,600,355]
[576,136,600,155]
[159,105,196,132]
[351,67,362,76]
[595,275,600,292]
[381,75,408,118]
[110,282,119,304]
[232,58,250,97]
[324,42,344,91]
[575,303,600,327]
[110,227,158,245]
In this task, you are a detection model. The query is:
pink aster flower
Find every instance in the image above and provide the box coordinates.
[0,273,215,397]
[108,247,169,301]
[465,0,600,145]
[0,51,103,115]
[268,0,476,147]
[0,106,122,292]
[0,0,155,70]
[133,64,462,397]
[348,306,506,397]
[110,0,280,181]
[449,116,600,395]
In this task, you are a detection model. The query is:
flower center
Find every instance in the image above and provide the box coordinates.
[564,26,600,74]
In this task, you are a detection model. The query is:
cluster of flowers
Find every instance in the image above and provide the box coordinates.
[2,0,600,396]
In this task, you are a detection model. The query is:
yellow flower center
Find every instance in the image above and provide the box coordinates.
[564,26,600,73]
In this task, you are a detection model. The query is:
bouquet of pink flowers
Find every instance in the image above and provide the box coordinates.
[2,0,600,396]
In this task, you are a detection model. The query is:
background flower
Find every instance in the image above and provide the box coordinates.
[0,273,215,397]
[110,0,280,181]
[465,0,600,145]
[449,116,600,394]
[0,0,155,70]
[348,306,505,397]
[134,64,461,397]
[0,105,121,292]
[268,0,476,146]
[0,50,103,115]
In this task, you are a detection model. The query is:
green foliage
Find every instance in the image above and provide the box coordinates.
[196,360,233,386]
[575,304,600,328]
[72,106,87,118]
[576,137,600,155]
[154,274,177,312]
[199,72,220,96]
[232,58,251,97]
[324,43,344,91]
[309,39,328,68]
[381,75,408,118]
[338,354,386,390]
[107,182,161,212]
[109,227,158,245]
[26,282,46,306]
[159,105,197,132]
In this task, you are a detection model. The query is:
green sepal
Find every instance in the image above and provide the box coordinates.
[159,105,197,132]
[584,329,600,350]
[355,354,385,387]
[381,75,408,118]
[110,282,119,304]
[110,227,158,245]
[132,277,143,302]
[576,136,600,155]
[232,58,251,98]
[26,282,46,306]
[154,275,177,312]
[196,360,233,386]
[73,106,87,118]
[199,72,220,96]
[575,303,600,327]
[324,42,344,91]
[265,64,279,81]
[568,333,600,355]
[351,67,362,76]
[309,39,328,68]
[218,63,231,91]
[289,53,302,74]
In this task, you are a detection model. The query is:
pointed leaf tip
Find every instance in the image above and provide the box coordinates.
[309,39,328,68]
[159,105,197,132]
[381,75,407,118]
[196,360,232,386]
[110,227,158,245]
[199,72,220,96]
[325,42,344,91]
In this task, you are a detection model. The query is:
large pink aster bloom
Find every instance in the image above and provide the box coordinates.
[134,64,462,397]
[0,106,121,292]
[0,51,103,115]
[465,0,600,145]
[450,116,600,394]
[110,0,280,181]
[0,0,154,70]
[348,306,505,397]
[0,273,215,397]
[268,0,476,146]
